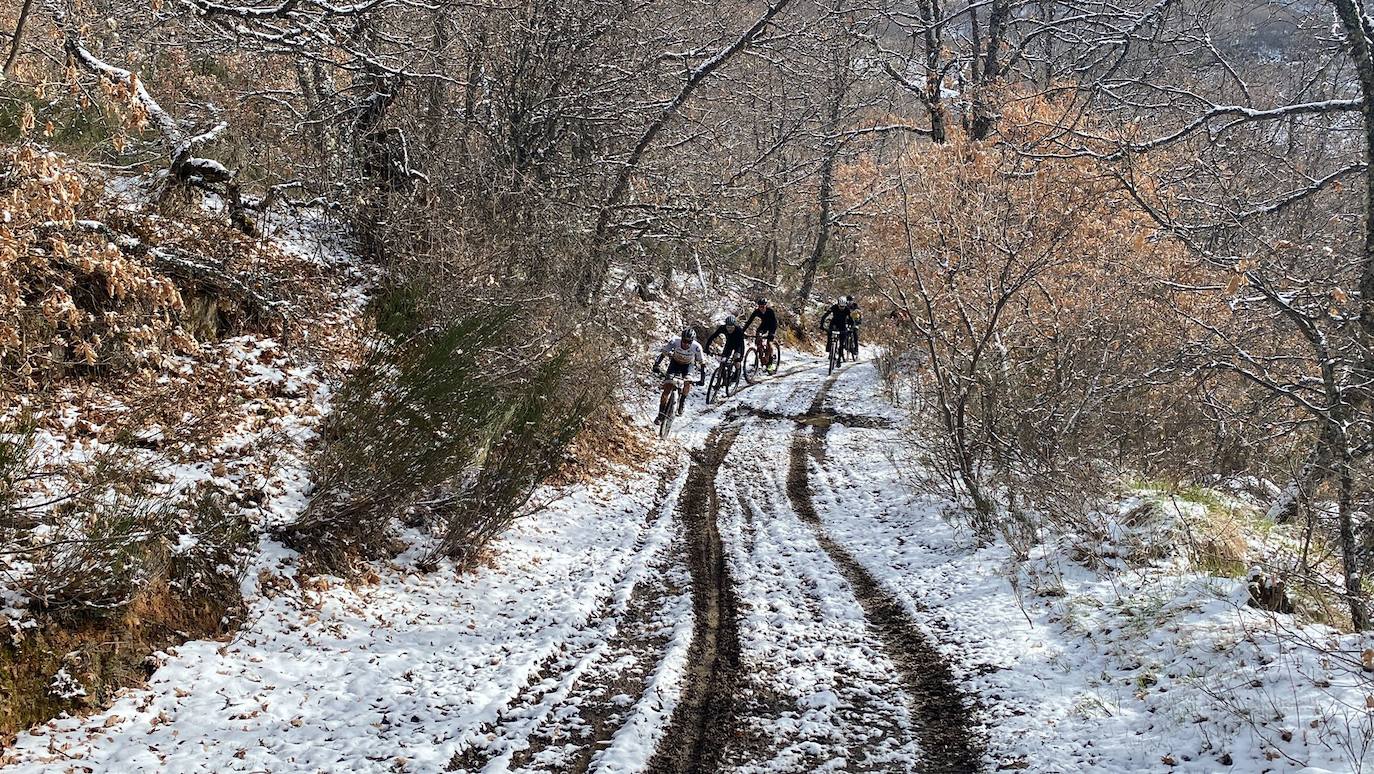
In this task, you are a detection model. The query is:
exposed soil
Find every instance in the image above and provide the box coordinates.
[784,374,985,773]
[448,464,688,773]
[450,365,983,774]
[646,425,743,774]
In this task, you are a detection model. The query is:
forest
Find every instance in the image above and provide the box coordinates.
[1,0,1373,771]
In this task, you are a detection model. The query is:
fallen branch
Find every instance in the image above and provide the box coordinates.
[56,14,257,234]
[37,219,289,340]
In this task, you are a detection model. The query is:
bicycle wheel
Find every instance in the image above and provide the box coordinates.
[659,390,678,438]
[828,334,840,374]
[742,348,760,384]
[767,340,781,374]
[706,366,725,404]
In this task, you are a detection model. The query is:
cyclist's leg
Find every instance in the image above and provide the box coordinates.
[658,380,675,418]
[656,384,671,423]
[724,343,744,378]
[676,362,693,412]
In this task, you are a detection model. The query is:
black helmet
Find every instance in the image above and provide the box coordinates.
[725,315,738,327]
[681,328,697,342]
[756,297,768,306]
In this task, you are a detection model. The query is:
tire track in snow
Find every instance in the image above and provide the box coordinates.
[785,373,985,773]
[448,461,690,773]
[647,423,743,774]
[718,415,921,771]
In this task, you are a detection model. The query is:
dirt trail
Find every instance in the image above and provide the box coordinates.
[448,464,689,773]
[647,424,743,774]
[785,373,985,773]
[450,365,981,773]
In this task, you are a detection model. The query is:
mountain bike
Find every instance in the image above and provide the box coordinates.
[653,367,701,438]
[746,333,780,380]
[706,354,744,403]
[827,327,845,374]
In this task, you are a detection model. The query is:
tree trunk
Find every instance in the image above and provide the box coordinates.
[3,0,34,75]
[796,140,836,312]
[1267,428,1336,524]
[1337,453,1370,630]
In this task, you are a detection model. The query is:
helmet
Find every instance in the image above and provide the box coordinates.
[681,328,697,341]
[836,296,846,306]
[756,297,768,306]
[725,315,738,327]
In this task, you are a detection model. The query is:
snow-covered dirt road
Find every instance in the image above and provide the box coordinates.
[8,356,1366,773]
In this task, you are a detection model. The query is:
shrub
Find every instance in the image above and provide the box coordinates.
[282,307,610,571]
[168,485,253,615]
[420,347,604,568]
[17,447,172,618]
[852,134,1197,540]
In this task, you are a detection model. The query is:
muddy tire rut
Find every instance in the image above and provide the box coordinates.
[786,373,984,773]
[448,464,689,773]
[647,425,743,774]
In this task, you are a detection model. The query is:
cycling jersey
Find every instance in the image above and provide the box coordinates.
[744,307,777,336]
[705,325,746,359]
[820,303,851,331]
[659,339,703,379]
[660,337,705,367]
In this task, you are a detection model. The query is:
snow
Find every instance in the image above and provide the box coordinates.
[3,351,1371,773]
[1,464,688,772]
[812,362,1374,773]
[717,415,920,771]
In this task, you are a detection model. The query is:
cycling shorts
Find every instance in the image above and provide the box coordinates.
[665,360,692,379]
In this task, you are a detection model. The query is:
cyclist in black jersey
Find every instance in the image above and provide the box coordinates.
[845,296,861,358]
[743,297,779,373]
[705,315,747,363]
[744,298,777,340]
[819,296,852,353]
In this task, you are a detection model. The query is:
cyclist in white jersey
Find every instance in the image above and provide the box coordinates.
[652,328,705,423]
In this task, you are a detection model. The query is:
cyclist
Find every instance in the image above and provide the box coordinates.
[652,328,705,424]
[705,315,747,366]
[819,295,852,354]
[704,315,747,393]
[845,296,861,358]
[743,297,779,371]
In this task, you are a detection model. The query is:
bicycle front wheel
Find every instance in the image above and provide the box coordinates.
[659,391,678,437]
[742,349,760,384]
[706,367,725,404]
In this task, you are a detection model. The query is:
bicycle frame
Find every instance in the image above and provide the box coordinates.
[753,333,773,365]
